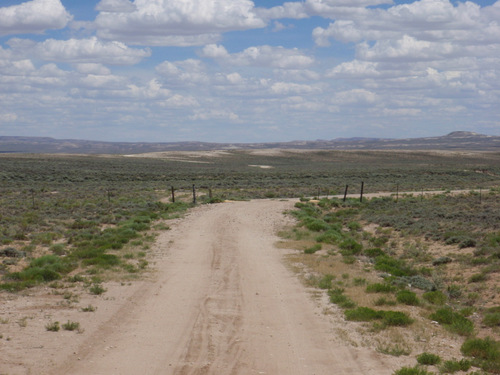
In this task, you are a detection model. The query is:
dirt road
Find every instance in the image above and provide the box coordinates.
[53,199,392,375]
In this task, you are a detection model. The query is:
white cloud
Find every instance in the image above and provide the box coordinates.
[327,60,380,78]
[190,109,239,121]
[74,63,111,75]
[333,89,378,105]
[162,94,199,108]
[201,44,314,69]
[0,113,18,122]
[270,82,318,95]
[0,0,72,36]
[95,0,136,13]
[33,37,151,65]
[156,59,209,85]
[95,0,266,46]
[126,79,170,99]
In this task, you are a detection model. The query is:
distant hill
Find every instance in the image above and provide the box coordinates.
[0,132,499,154]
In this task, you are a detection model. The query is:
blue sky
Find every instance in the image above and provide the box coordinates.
[1,0,499,143]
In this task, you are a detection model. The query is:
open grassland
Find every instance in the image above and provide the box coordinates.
[1,150,500,374]
[281,190,500,374]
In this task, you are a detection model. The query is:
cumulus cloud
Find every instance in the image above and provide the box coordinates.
[0,113,18,122]
[0,0,72,36]
[32,37,151,65]
[156,59,209,85]
[95,0,136,13]
[95,0,266,46]
[333,89,378,105]
[190,109,239,121]
[270,82,319,95]
[201,44,314,69]
[257,0,393,20]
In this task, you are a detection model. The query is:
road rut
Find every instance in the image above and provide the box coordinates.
[55,200,390,375]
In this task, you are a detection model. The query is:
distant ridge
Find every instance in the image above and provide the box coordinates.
[0,132,498,154]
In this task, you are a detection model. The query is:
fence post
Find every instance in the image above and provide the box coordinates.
[343,185,349,202]
[209,187,213,200]
[360,181,364,202]
[192,184,196,204]
[171,186,175,203]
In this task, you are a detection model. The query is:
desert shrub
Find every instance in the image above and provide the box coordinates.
[62,321,80,331]
[381,310,413,327]
[328,287,356,309]
[430,307,474,336]
[316,228,343,244]
[89,283,106,295]
[347,221,362,231]
[423,291,447,305]
[374,255,415,277]
[447,284,462,299]
[461,337,500,361]
[393,366,434,375]
[45,321,60,332]
[366,283,397,293]
[439,359,471,373]
[396,290,420,306]
[432,256,452,266]
[339,238,363,256]
[417,352,441,366]
[7,255,75,283]
[483,308,500,327]
[394,275,436,291]
[304,218,330,232]
[304,243,322,254]
[345,307,382,322]
[318,274,334,290]
[469,273,488,283]
[364,247,385,258]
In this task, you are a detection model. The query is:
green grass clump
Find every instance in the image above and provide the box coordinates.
[45,321,60,332]
[89,283,106,295]
[439,359,471,373]
[393,365,435,375]
[339,238,363,256]
[6,255,75,283]
[317,274,334,289]
[62,321,80,331]
[422,291,447,305]
[364,247,386,257]
[304,243,322,254]
[328,287,356,309]
[374,255,415,277]
[461,337,500,361]
[366,282,397,293]
[483,307,500,327]
[430,307,474,336]
[396,290,420,306]
[344,307,413,327]
[417,352,441,366]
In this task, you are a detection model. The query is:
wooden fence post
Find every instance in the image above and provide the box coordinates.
[171,186,175,203]
[360,181,364,202]
[192,184,196,204]
[343,185,349,202]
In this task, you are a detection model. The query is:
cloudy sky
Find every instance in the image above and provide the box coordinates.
[0,0,499,143]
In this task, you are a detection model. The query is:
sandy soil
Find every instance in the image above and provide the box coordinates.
[1,199,409,375]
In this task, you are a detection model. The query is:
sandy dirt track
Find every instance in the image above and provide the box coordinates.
[44,200,393,374]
